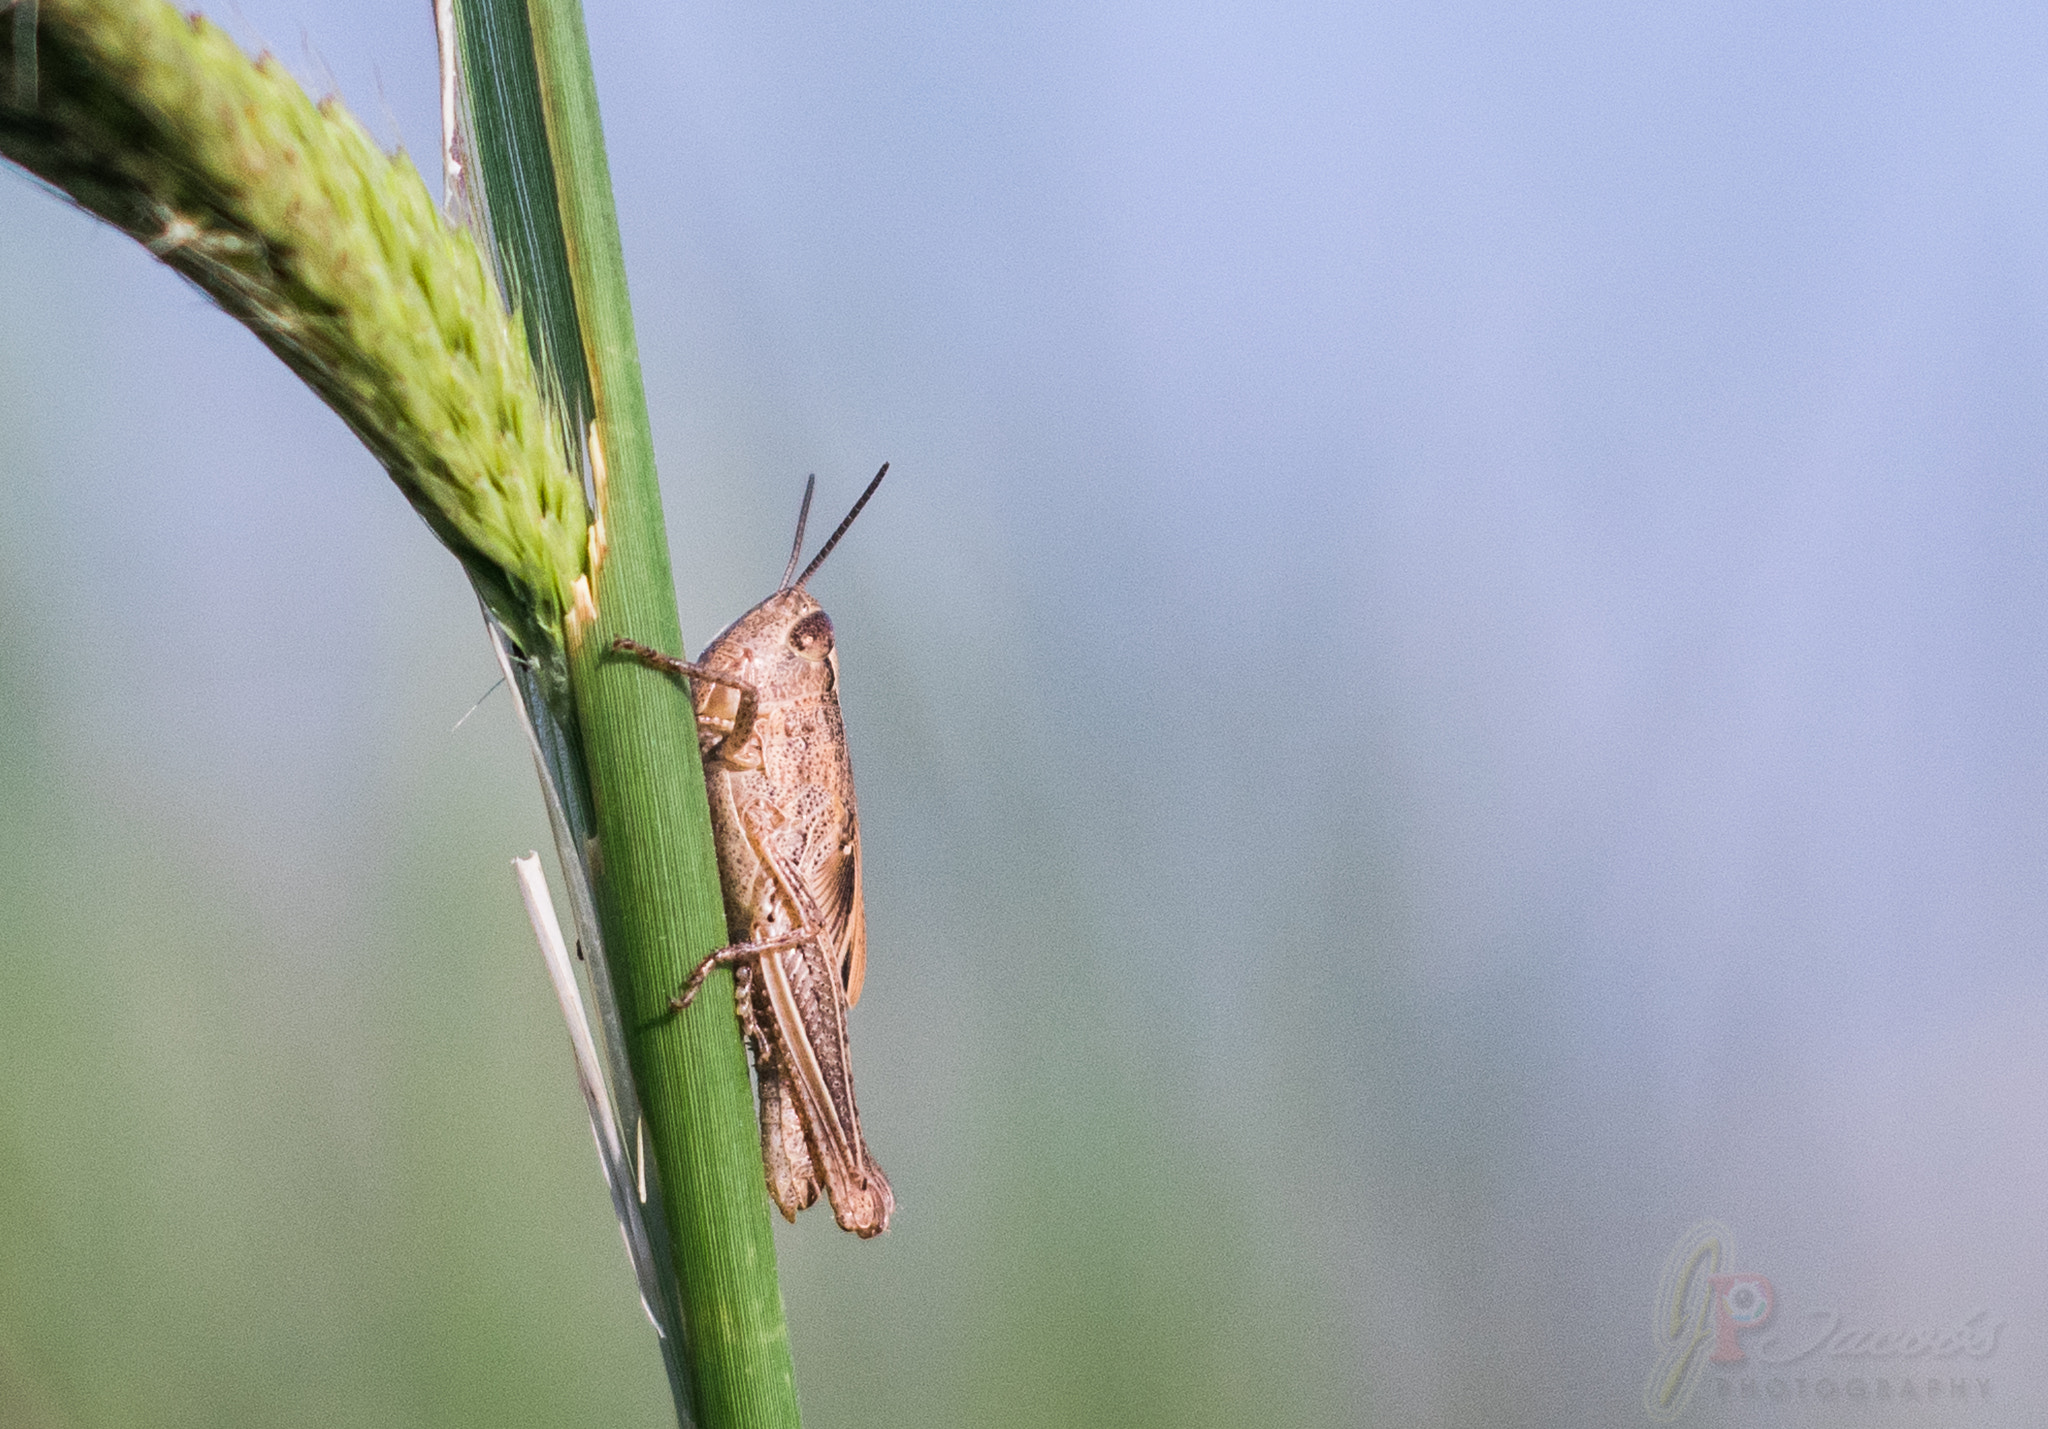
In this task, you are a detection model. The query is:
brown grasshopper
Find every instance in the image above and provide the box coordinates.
[611,465,894,1237]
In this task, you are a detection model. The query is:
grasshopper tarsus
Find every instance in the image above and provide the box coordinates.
[669,948,731,1012]
[609,637,701,679]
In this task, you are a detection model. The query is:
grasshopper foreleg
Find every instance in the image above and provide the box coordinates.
[609,637,761,750]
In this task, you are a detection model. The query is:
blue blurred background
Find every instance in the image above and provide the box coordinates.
[5,0,2048,1424]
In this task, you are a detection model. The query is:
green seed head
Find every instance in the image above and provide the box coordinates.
[1,0,591,657]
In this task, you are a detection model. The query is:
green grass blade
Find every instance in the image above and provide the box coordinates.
[440,3,700,1415]
[447,2,802,1425]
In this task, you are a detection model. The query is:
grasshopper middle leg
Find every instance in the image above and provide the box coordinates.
[670,930,819,1011]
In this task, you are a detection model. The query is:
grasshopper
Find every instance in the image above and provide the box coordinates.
[612,465,894,1237]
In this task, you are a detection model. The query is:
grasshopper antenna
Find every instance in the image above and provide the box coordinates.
[794,463,888,590]
[779,475,818,591]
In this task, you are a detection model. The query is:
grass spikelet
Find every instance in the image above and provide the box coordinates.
[0,0,587,657]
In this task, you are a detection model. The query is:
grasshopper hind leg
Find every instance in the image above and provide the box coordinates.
[757,1058,824,1220]
[736,960,823,1218]
[727,959,823,1220]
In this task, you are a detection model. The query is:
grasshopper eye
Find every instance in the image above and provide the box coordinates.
[789,609,835,660]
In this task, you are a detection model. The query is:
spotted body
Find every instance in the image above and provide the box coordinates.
[614,467,892,1236]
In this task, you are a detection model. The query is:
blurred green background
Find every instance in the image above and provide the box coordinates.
[6,0,2048,1425]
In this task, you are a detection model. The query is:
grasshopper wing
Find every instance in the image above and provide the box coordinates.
[800,802,866,1006]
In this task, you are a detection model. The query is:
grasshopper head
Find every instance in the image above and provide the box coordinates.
[705,586,837,700]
